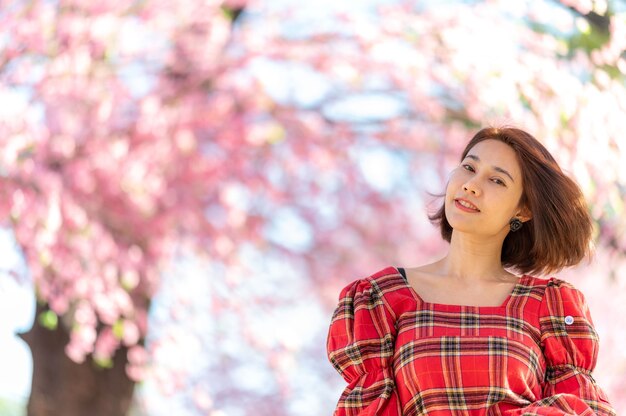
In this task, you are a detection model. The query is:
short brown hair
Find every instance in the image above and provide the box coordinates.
[429,126,593,276]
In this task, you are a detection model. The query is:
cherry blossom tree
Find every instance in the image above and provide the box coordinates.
[1,0,625,414]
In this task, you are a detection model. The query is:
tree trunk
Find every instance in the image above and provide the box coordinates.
[19,305,135,416]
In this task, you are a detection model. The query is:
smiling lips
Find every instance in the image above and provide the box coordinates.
[455,198,480,212]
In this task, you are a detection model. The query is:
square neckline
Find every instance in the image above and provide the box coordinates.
[395,266,527,309]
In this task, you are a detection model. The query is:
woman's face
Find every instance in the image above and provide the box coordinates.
[444,139,528,238]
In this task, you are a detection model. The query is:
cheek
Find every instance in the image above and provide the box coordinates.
[444,179,458,205]
[442,191,450,213]
[444,180,454,196]
[446,171,464,192]
[495,193,522,218]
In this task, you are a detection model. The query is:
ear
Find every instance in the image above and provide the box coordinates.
[516,206,532,223]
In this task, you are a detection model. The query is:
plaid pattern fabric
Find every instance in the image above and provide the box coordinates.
[326,266,616,416]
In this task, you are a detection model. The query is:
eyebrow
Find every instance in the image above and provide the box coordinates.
[465,154,515,183]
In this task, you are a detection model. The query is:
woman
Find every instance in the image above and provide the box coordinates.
[326,127,616,415]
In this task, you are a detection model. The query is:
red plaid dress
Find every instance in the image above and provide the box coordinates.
[327,266,616,415]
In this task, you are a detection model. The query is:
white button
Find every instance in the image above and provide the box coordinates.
[564,316,574,325]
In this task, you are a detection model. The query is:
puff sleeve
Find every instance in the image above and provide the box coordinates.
[326,278,401,416]
[505,279,615,415]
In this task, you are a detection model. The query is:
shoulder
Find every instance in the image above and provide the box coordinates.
[511,275,592,321]
[534,278,601,371]
[540,276,590,309]
[335,266,411,315]
[521,275,586,301]
[338,266,406,296]
[533,276,597,336]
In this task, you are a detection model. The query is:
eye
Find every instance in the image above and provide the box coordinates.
[462,164,475,172]
[491,178,506,186]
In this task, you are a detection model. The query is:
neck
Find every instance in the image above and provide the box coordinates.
[438,230,510,282]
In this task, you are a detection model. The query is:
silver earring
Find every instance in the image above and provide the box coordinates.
[509,218,523,232]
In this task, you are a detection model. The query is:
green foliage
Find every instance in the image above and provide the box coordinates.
[93,356,114,370]
[600,64,625,80]
[526,11,612,57]
[567,25,611,54]
[221,5,244,22]
[113,320,124,340]
[38,310,58,330]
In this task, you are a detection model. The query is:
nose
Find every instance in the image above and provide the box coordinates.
[463,180,480,196]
